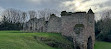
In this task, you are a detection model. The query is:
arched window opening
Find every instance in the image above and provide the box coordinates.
[74,24,84,34]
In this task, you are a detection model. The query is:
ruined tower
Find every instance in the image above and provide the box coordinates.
[61,9,95,49]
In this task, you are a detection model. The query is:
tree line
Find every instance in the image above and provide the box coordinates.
[95,10,111,42]
[0,8,60,30]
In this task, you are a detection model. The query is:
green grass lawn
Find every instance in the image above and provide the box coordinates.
[0,31,73,49]
[95,41,111,49]
[0,31,111,49]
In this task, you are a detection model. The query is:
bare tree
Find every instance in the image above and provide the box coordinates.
[29,10,36,19]
[1,8,61,23]
[36,9,61,21]
[2,8,27,23]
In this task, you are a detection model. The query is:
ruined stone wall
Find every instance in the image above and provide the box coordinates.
[23,18,45,32]
[61,12,95,49]
[86,14,95,49]
[35,18,45,32]
[23,18,35,32]
[23,15,62,33]
[61,13,87,36]
[46,15,62,33]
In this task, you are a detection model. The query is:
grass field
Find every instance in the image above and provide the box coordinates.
[95,41,111,49]
[0,31,73,49]
[0,31,111,49]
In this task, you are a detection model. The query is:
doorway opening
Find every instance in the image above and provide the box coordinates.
[87,36,92,49]
[76,46,80,49]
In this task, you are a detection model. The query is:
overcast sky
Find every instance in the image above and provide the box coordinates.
[0,0,110,12]
[0,0,111,20]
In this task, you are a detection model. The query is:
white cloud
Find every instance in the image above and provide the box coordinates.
[61,0,109,12]
[60,0,111,21]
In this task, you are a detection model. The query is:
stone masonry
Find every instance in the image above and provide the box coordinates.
[46,14,62,33]
[61,9,95,49]
[23,9,95,49]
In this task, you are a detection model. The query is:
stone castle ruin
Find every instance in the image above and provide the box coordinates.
[23,9,95,49]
